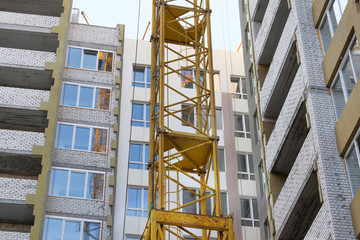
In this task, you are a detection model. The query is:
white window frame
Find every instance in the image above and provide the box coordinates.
[65,46,114,72]
[55,122,109,154]
[180,68,220,91]
[182,189,228,215]
[259,162,266,196]
[49,167,106,201]
[230,76,247,99]
[131,102,150,128]
[43,216,102,240]
[330,35,359,119]
[344,128,360,197]
[61,82,112,111]
[129,142,149,170]
[132,66,151,88]
[126,187,148,218]
[240,198,259,227]
[234,114,251,138]
[318,0,347,54]
[237,153,255,180]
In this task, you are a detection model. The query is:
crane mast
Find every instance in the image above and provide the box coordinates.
[143,0,234,239]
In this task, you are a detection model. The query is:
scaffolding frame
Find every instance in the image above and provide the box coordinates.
[142,0,234,239]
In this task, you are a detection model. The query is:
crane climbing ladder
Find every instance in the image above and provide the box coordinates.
[142,1,234,239]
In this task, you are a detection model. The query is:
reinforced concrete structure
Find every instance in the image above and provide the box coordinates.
[239,0,360,239]
[0,1,124,239]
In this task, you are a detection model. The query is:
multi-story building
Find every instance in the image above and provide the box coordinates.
[113,39,261,240]
[0,1,124,239]
[239,0,359,239]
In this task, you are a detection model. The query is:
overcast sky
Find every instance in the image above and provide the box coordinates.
[72,0,242,51]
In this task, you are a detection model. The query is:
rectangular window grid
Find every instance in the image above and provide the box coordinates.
[234,114,251,138]
[345,130,360,198]
[127,187,148,217]
[61,83,111,110]
[129,143,149,170]
[230,77,247,99]
[133,66,151,88]
[56,123,108,153]
[66,46,113,72]
[49,167,105,200]
[43,216,102,240]
[240,198,259,227]
[237,154,255,180]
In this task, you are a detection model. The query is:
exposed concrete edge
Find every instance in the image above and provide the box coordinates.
[335,78,360,157]
[28,0,73,239]
[312,0,329,28]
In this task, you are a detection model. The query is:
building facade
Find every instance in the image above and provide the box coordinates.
[113,39,260,240]
[239,0,360,239]
[0,1,124,239]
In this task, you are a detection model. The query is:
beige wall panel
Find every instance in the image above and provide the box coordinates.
[312,0,329,27]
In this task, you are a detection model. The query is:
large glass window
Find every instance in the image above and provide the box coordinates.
[319,0,347,54]
[129,143,149,170]
[237,154,255,180]
[49,168,105,200]
[208,148,225,172]
[56,123,108,153]
[131,103,150,127]
[181,69,194,89]
[201,108,223,130]
[181,69,220,91]
[66,46,113,72]
[345,133,360,197]
[331,36,359,119]
[259,162,266,196]
[183,189,228,216]
[133,67,151,88]
[234,114,251,138]
[240,198,259,227]
[61,83,111,110]
[231,77,247,99]
[181,104,195,126]
[43,217,101,240]
[127,187,148,217]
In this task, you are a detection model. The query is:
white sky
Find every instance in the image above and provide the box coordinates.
[72,0,242,51]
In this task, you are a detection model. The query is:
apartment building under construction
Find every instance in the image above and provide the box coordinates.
[239,0,360,239]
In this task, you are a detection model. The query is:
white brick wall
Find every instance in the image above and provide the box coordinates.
[0,47,56,68]
[0,231,30,240]
[68,24,120,46]
[0,177,37,201]
[0,130,44,151]
[0,87,49,109]
[0,11,59,28]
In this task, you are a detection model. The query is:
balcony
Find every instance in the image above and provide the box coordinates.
[0,48,56,90]
[0,0,64,17]
[255,0,290,66]
[0,176,37,225]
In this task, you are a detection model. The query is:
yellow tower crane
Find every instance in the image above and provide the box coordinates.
[142,1,234,239]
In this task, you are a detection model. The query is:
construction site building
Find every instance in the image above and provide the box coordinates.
[239,0,360,239]
[0,1,123,239]
[114,39,260,240]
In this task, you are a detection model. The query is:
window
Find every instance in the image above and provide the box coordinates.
[126,237,141,240]
[249,67,255,96]
[231,77,247,99]
[331,36,359,119]
[181,104,195,126]
[181,69,220,91]
[43,216,101,240]
[133,66,151,88]
[209,148,225,172]
[61,83,111,110]
[66,46,113,72]
[234,114,251,138]
[345,132,360,197]
[237,154,255,180]
[254,114,260,144]
[131,103,150,127]
[259,163,266,196]
[127,187,148,217]
[181,69,194,88]
[201,108,223,130]
[49,168,105,200]
[264,218,271,240]
[319,0,347,54]
[183,189,228,216]
[56,123,108,153]
[129,143,149,170]
[240,198,259,227]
